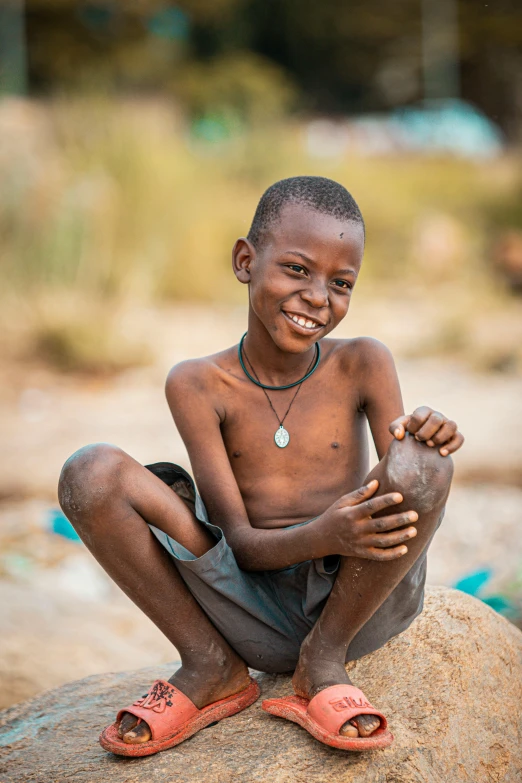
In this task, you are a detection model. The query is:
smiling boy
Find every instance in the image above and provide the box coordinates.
[59,176,463,755]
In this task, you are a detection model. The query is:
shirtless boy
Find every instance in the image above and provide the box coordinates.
[58,176,464,755]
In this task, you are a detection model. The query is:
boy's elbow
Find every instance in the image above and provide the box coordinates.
[227,529,257,571]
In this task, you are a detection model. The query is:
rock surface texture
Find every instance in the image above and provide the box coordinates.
[1,586,521,783]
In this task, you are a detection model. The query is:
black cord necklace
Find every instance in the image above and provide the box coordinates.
[241,341,317,449]
[238,332,320,390]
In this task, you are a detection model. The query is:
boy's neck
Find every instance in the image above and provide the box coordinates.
[242,313,317,387]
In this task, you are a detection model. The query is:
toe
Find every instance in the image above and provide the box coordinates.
[352,714,381,737]
[117,712,138,738]
[339,720,359,738]
[123,720,152,744]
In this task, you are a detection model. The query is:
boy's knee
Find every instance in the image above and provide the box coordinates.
[384,434,453,513]
[58,443,126,520]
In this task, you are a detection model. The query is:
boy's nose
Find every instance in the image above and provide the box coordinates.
[301,285,329,309]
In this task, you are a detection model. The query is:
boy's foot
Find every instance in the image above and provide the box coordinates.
[117,661,251,744]
[292,658,381,738]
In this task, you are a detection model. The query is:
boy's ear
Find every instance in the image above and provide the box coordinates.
[232,238,255,284]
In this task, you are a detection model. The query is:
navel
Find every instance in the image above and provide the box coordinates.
[331,442,339,449]
[233,450,242,458]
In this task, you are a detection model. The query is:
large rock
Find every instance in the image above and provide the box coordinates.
[1,586,521,783]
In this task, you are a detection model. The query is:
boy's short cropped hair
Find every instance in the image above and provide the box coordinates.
[247,175,365,248]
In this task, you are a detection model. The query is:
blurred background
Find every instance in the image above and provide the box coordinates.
[1,0,521,710]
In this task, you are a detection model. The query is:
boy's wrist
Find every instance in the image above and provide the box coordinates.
[228,517,331,571]
[299,514,331,560]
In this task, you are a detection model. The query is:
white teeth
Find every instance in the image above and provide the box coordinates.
[287,313,320,329]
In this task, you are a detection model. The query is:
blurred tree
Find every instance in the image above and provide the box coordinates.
[459,0,522,141]
[16,0,522,137]
[0,0,28,94]
[246,0,424,112]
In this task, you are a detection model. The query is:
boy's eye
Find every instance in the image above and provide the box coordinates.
[333,280,352,290]
[287,264,306,275]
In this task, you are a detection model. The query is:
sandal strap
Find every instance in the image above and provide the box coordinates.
[116,679,198,741]
[307,684,387,736]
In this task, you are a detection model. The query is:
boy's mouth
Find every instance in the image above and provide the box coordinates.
[282,310,325,335]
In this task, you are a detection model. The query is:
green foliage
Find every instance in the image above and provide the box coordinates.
[1,98,520,302]
[19,0,522,137]
[174,53,296,125]
[1,98,521,373]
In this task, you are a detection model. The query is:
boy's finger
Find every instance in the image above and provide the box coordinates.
[404,406,433,435]
[361,510,418,534]
[366,526,417,549]
[439,431,465,456]
[389,415,409,439]
[349,491,404,520]
[338,480,379,507]
[429,420,457,445]
[364,545,409,561]
[413,412,445,442]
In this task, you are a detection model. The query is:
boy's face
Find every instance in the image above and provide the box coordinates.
[236,203,365,354]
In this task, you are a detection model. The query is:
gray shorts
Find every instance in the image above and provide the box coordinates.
[146,462,438,674]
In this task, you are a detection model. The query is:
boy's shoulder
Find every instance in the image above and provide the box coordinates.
[325,336,394,371]
[326,338,399,405]
[165,347,237,397]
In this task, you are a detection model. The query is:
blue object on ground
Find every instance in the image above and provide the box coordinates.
[453,568,516,617]
[481,595,514,614]
[453,568,492,597]
[47,508,81,542]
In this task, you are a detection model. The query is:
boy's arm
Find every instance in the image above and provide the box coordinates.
[359,338,464,458]
[166,360,408,571]
[357,339,405,460]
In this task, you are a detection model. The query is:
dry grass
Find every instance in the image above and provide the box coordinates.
[1,292,152,376]
[30,299,153,375]
[1,96,521,372]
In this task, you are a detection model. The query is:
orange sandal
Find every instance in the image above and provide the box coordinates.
[100,677,260,757]
[262,684,393,751]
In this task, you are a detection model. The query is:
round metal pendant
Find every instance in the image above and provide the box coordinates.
[274,426,290,448]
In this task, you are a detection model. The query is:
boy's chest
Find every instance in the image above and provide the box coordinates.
[220,376,367,479]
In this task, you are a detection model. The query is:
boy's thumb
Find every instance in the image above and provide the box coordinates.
[389,415,409,439]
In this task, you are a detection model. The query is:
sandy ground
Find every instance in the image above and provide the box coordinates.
[1,303,521,710]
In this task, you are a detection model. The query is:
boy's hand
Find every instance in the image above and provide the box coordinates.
[389,406,464,456]
[317,480,417,561]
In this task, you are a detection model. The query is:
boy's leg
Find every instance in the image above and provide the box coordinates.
[292,434,453,738]
[58,443,250,744]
